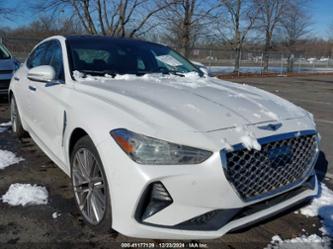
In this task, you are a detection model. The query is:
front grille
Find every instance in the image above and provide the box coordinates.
[224,133,317,201]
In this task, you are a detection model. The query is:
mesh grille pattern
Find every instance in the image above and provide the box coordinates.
[225,134,317,200]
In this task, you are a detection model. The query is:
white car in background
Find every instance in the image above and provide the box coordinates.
[9,35,319,239]
[0,43,19,96]
[307,58,317,64]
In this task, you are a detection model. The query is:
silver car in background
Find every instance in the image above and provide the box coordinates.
[0,43,19,96]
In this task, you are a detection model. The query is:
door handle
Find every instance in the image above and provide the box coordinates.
[28,85,37,91]
[14,76,20,81]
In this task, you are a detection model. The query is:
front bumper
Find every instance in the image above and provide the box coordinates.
[97,132,319,240]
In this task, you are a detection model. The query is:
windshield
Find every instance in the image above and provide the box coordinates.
[0,44,11,60]
[67,38,202,77]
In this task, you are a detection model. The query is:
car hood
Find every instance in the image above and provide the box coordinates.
[75,73,306,132]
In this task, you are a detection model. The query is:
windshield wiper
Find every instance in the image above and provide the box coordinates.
[78,70,118,78]
[114,70,184,77]
[158,68,185,77]
[166,70,185,77]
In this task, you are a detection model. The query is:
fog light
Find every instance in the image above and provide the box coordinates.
[141,182,173,220]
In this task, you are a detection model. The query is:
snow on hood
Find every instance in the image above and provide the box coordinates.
[73,71,307,132]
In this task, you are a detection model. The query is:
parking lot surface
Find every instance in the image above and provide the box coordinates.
[0,75,332,248]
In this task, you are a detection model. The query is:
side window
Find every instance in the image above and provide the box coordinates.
[26,42,49,69]
[48,41,64,81]
[43,42,56,65]
[137,58,146,70]
[27,40,64,81]
[75,49,110,64]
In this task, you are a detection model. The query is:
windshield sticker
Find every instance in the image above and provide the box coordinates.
[156,55,183,67]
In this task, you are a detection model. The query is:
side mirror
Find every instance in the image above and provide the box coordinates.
[28,65,56,83]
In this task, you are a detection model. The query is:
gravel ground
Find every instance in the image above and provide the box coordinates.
[0,75,332,249]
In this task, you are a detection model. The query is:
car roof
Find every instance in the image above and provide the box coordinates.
[64,35,163,47]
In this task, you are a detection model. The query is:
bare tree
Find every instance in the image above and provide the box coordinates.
[36,0,174,37]
[329,21,333,40]
[0,0,17,42]
[255,0,288,72]
[160,0,220,58]
[281,1,311,72]
[219,0,258,73]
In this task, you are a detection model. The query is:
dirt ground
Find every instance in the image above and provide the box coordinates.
[0,74,332,249]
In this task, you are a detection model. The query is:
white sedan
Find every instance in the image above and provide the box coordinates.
[9,35,319,239]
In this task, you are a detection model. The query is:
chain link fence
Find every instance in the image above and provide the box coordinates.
[2,36,333,76]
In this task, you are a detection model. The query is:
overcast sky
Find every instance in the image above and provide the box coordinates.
[1,0,333,39]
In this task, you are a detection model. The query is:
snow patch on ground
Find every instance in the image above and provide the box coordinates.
[0,150,24,170]
[52,212,61,219]
[0,121,12,126]
[0,121,11,133]
[1,183,48,206]
[299,183,333,237]
[265,234,330,249]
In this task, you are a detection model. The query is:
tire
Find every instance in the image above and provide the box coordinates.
[10,96,27,139]
[70,135,114,233]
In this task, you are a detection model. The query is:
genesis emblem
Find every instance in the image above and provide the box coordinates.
[258,123,282,131]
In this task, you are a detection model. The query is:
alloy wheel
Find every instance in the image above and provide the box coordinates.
[72,148,107,225]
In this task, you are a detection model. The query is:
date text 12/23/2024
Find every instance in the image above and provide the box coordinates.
[120,242,208,248]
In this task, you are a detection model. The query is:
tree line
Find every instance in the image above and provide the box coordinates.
[0,0,332,73]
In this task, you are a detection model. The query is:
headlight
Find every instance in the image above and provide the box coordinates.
[110,129,212,165]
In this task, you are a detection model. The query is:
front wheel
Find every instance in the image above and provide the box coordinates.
[71,136,113,233]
